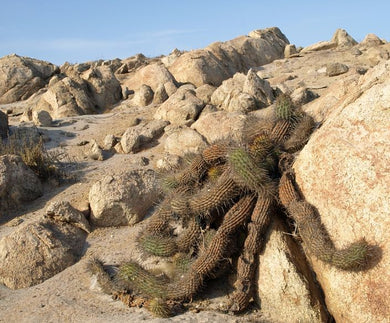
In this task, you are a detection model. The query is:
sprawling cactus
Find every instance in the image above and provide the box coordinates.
[89,93,377,318]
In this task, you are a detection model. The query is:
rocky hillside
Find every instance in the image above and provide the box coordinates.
[0,27,389,322]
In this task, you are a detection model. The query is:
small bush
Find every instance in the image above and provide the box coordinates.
[0,135,65,181]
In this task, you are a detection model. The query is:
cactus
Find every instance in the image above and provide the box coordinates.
[118,261,166,299]
[90,93,379,318]
[146,298,172,318]
[286,199,373,271]
[228,148,273,194]
[138,234,178,257]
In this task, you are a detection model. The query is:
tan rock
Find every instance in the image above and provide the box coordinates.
[0,54,58,104]
[0,155,43,215]
[302,28,357,52]
[169,27,288,87]
[154,87,204,125]
[195,84,216,104]
[153,83,168,104]
[191,111,247,144]
[257,218,328,322]
[132,84,154,106]
[0,217,87,289]
[360,33,385,47]
[164,127,207,156]
[284,44,298,57]
[80,66,122,109]
[326,62,349,76]
[294,61,390,323]
[89,169,160,227]
[32,110,52,127]
[120,120,168,153]
[122,63,176,92]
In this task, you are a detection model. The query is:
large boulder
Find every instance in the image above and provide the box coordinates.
[34,66,122,118]
[293,61,390,322]
[122,63,177,92]
[120,120,168,154]
[302,28,357,52]
[0,110,8,138]
[89,169,160,227]
[0,154,42,214]
[0,54,58,104]
[211,70,274,112]
[164,126,207,156]
[191,111,247,144]
[0,215,87,289]
[168,27,289,87]
[80,66,122,109]
[154,87,204,125]
[33,75,97,118]
[257,219,328,322]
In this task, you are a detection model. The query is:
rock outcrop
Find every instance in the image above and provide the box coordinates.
[0,215,87,289]
[89,169,160,227]
[0,54,58,104]
[294,61,390,323]
[0,155,43,214]
[154,87,204,125]
[33,66,121,118]
[168,27,289,87]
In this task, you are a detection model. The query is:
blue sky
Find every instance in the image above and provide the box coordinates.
[1,0,389,65]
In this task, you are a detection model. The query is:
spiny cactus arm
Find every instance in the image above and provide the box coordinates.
[166,194,256,300]
[286,200,373,271]
[283,114,316,153]
[228,148,274,195]
[176,217,202,253]
[201,142,229,164]
[137,234,178,257]
[229,195,273,312]
[86,258,119,295]
[170,167,242,218]
[144,203,173,235]
[278,170,301,207]
[117,261,167,299]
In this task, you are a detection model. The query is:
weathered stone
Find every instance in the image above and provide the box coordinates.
[284,44,298,57]
[0,218,87,289]
[326,62,349,76]
[0,155,42,214]
[120,119,168,153]
[88,139,104,161]
[89,169,160,227]
[257,218,328,322]
[330,28,358,48]
[302,28,357,52]
[0,54,58,104]
[0,110,8,138]
[103,134,117,150]
[242,69,274,108]
[211,73,246,107]
[164,127,207,156]
[32,110,52,127]
[294,61,390,323]
[360,33,385,47]
[122,63,176,92]
[154,87,204,125]
[210,69,273,112]
[45,201,91,233]
[153,83,169,104]
[132,84,154,106]
[168,27,288,87]
[195,84,216,104]
[191,111,247,144]
[33,75,97,118]
[80,66,122,109]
